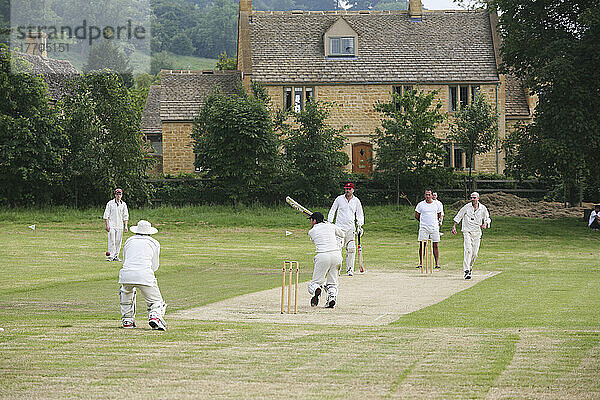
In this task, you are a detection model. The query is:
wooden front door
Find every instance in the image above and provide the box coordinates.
[352,142,373,175]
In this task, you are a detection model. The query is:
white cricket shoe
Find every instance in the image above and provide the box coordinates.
[325,297,336,308]
[149,317,166,331]
[122,319,136,328]
[310,287,321,307]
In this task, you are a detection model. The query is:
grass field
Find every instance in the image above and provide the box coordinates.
[0,205,599,399]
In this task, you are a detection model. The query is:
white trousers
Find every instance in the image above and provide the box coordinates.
[340,227,356,273]
[107,229,124,259]
[462,230,482,272]
[308,251,342,299]
[119,283,166,321]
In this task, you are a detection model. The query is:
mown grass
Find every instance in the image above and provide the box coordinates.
[0,205,599,399]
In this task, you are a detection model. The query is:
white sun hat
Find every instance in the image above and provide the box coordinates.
[130,220,158,235]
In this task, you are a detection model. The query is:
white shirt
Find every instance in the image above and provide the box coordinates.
[309,223,345,253]
[415,200,442,229]
[434,199,445,216]
[103,199,129,229]
[453,202,491,232]
[589,210,599,226]
[328,195,364,230]
[118,235,160,286]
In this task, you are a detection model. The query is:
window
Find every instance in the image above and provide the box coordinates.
[284,87,293,111]
[443,143,452,167]
[329,37,355,56]
[460,86,469,108]
[465,153,474,170]
[471,85,480,102]
[145,134,162,155]
[392,85,414,111]
[294,88,303,112]
[284,87,315,112]
[449,86,458,112]
[305,87,314,103]
[324,18,358,58]
[454,146,464,169]
[444,142,467,170]
[449,85,481,112]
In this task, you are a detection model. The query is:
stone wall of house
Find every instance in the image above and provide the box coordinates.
[162,122,195,173]
[265,83,505,173]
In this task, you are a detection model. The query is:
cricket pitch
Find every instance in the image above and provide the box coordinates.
[173,270,500,325]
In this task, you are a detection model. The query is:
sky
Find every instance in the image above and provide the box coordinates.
[421,0,464,10]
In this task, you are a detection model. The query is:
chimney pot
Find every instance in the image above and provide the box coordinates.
[409,0,422,22]
[25,32,47,57]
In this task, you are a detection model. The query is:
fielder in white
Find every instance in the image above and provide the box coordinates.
[308,212,344,309]
[328,182,364,276]
[415,189,443,268]
[589,204,600,230]
[452,192,491,280]
[432,192,445,227]
[103,188,129,261]
[118,220,167,330]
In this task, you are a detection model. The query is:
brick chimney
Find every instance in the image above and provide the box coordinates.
[237,0,252,90]
[25,31,47,57]
[409,0,422,22]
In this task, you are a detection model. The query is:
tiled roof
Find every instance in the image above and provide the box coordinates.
[18,53,79,101]
[250,10,499,84]
[505,74,530,116]
[141,85,162,135]
[159,70,242,121]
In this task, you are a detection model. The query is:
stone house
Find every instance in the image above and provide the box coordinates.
[237,0,534,175]
[141,70,241,174]
[142,0,533,175]
[17,32,79,104]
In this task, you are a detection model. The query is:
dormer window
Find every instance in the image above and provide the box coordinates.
[329,37,355,56]
[324,18,358,58]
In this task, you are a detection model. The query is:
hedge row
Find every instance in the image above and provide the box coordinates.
[147,172,551,207]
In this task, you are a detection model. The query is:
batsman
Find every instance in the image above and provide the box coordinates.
[328,182,364,276]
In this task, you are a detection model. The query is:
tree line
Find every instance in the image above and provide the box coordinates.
[0,45,152,207]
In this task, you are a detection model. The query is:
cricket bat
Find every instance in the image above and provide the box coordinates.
[357,231,364,273]
[285,196,312,217]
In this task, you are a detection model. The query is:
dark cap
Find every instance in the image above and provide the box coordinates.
[595,204,600,209]
[308,212,324,223]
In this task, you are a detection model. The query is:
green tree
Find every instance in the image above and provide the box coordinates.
[58,72,153,206]
[492,0,600,205]
[150,51,174,75]
[170,32,195,56]
[0,46,67,206]
[83,40,134,87]
[201,0,237,58]
[191,86,280,204]
[448,92,498,190]
[373,88,446,204]
[278,101,349,204]
[215,52,237,71]
[0,0,9,45]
